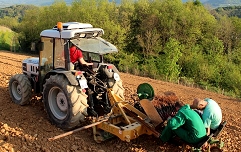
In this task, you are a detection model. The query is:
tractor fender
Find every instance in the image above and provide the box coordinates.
[43,69,79,86]
[98,63,119,79]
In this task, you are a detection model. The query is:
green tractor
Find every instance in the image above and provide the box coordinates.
[9,22,125,130]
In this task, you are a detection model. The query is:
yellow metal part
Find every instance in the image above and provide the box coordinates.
[93,89,160,143]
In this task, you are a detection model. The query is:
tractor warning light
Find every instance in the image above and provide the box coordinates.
[107,65,113,69]
[75,71,82,76]
[57,22,63,32]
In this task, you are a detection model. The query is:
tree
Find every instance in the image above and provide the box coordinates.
[16,1,70,51]
[159,38,183,81]
[215,16,235,56]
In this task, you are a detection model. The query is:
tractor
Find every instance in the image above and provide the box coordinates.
[9,22,125,130]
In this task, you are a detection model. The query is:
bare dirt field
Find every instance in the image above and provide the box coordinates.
[0,50,240,152]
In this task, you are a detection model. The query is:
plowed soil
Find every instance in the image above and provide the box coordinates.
[0,50,240,152]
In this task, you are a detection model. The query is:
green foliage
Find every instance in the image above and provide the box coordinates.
[140,56,161,79]
[0,5,38,21]
[205,0,241,8]
[118,52,140,75]
[16,1,70,51]
[219,62,241,97]
[215,16,235,55]
[230,47,241,65]
[214,5,241,17]
[0,16,19,29]
[0,30,16,50]
[68,0,126,51]
[157,38,183,81]
[179,49,203,79]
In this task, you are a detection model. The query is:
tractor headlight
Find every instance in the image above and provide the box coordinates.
[114,73,120,81]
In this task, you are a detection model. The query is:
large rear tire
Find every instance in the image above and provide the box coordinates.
[9,74,32,105]
[43,75,88,130]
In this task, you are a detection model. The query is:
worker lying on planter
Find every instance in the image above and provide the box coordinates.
[160,101,207,144]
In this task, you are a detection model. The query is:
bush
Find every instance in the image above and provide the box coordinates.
[0,30,18,51]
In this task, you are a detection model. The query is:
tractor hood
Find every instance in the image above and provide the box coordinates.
[70,37,118,55]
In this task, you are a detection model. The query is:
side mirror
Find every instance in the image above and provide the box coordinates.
[31,42,36,51]
[31,41,44,52]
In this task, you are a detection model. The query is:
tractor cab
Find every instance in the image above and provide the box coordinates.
[38,22,117,74]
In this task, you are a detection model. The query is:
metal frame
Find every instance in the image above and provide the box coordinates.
[92,89,159,143]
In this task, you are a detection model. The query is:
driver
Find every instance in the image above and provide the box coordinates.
[69,44,93,66]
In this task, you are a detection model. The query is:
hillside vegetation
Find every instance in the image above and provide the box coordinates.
[214,5,241,17]
[1,0,241,98]
[204,0,241,8]
[0,5,37,21]
[0,26,16,51]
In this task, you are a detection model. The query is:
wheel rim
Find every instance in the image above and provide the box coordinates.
[48,87,68,120]
[11,81,22,101]
[56,92,68,112]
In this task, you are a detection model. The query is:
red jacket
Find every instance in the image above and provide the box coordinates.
[69,46,83,63]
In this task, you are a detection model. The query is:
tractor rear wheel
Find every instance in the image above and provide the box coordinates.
[9,74,32,105]
[43,74,88,130]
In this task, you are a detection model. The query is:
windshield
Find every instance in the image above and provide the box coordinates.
[70,37,118,55]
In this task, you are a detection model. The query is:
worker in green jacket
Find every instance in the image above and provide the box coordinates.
[160,101,207,144]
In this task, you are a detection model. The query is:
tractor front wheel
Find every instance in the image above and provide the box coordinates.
[9,74,32,105]
[43,74,88,130]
